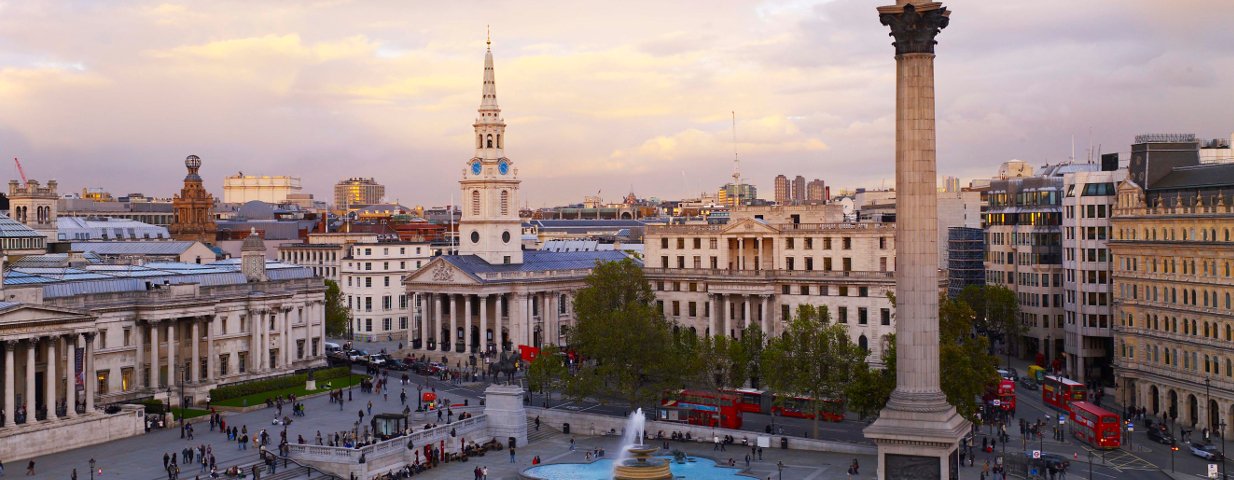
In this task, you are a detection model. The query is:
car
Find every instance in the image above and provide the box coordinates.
[1190,442,1223,461]
[384,359,410,371]
[997,368,1019,381]
[346,349,370,363]
[1018,377,1039,391]
[1023,451,1070,471]
[1148,426,1175,445]
[368,353,390,367]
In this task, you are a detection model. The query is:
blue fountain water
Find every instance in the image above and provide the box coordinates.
[522,456,750,480]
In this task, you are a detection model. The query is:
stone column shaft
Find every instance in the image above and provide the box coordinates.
[207,316,216,380]
[167,319,177,386]
[708,295,717,337]
[66,337,77,417]
[479,295,489,352]
[85,334,95,413]
[743,296,752,331]
[498,294,507,349]
[44,338,56,421]
[723,296,731,337]
[434,294,443,350]
[25,340,36,414]
[4,341,15,425]
[450,295,459,352]
[191,319,201,383]
[136,324,145,389]
[464,295,473,353]
[150,323,160,388]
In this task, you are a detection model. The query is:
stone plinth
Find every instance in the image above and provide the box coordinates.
[2,406,145,461]
[483,383,528,449]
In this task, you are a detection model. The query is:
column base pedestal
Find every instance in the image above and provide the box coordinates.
[863,390,970,480]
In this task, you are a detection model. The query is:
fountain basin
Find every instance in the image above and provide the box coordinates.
[520,456,753,480]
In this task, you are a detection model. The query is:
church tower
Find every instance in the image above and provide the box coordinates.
[458,35,523,265]
[169,154,218,243]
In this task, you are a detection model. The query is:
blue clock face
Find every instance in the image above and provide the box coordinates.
[471,161,482,175]
[498,160,509,175]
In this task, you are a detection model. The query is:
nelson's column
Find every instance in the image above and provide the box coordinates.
[863,2,969,479]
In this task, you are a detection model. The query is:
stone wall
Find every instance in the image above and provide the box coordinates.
[7,405,145,461]
[526,407,875,456]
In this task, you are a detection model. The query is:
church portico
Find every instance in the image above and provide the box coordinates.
[0,303,97,429]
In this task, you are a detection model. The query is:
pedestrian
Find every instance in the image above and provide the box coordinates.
[71,467,77,480]
[535,416,541,431]
[25,460,34,476]
[482,465,488,479]
[164,452,170,469]
[714,435,720,451]
[570,437,576,451]
[744,454,750,467]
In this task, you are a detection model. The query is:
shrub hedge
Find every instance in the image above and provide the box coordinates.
[209,366,351,401]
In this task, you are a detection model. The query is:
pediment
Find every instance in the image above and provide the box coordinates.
[404,258,479,286]
[721,218,781,235]
[0,303,95,331]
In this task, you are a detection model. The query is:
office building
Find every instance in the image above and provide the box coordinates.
[334,178,385,212]
[223,174,303,204]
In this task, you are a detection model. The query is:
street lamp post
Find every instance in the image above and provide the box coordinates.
[1171,443,1179,473]
[777,460,784,480]
[1087,449,1093,480]
[89,458,95,480]
[1221,418,1228,480]
[179,369,187,437]
[417,383,423,411]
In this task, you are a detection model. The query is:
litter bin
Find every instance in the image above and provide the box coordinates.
[780,437,788,449]
[563,422,571,434]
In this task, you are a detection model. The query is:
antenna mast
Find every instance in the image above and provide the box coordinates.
[731,111,741,186]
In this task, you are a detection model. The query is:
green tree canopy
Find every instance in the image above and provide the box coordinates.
[761,304,865,438]
[566,259,684,408]
[323,279,349,337]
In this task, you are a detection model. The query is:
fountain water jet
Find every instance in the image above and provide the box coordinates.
[611,408,672,480]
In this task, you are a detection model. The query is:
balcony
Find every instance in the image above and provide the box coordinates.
[642,267,895,282]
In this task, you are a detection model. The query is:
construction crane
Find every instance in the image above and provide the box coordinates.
[13,157,28,183]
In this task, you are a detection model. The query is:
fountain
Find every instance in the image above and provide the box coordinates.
[611,409,672,480]
[521,408,749,479]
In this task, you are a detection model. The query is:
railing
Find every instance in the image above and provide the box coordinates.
[642,267,895,281]
[646,222,893,234]
[287,414,489,463]
[477,268,594,281]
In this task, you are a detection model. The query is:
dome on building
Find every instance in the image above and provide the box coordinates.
[241,227,266,252]
[237,200,276,220]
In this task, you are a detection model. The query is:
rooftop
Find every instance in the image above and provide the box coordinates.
[5,259,316,298]
[0,214,44,238]
[70,241,200,256]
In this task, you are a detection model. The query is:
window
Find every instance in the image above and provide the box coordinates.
[383,296,392,310]
[858,307,868,325]
[96,370,110,395]
[472,190,481,215]
[384,276,390,287]
[297,339,305,359]
[120,367,133,392]
[881,308,891,326]
[843,237,852,250]
[858,287,869,297]
[123,328,132,347]
[838,307,848,323]
[237,352,247,374]
[383,318,392,331]
[365,318,373,332]
[399,317,408,329]
[501,190,510,215]
[98,330,107,350]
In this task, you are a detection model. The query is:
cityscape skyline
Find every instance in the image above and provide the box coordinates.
[1,1,1233,206]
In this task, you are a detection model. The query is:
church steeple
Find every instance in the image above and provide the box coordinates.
[475,31,505,160]
[460,32,522,265]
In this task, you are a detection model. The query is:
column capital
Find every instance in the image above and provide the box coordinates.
[878,2,949,55]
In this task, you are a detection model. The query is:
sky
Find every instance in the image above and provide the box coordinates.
[1,0,1232,207]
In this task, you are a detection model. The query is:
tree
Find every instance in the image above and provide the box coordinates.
[846,334,895,421]
[958,285,1021,358]
[323,279,349,337]
[846,294,999,423]
[567,259,684,408]
[761,304,865,438]
[526,345,568,404]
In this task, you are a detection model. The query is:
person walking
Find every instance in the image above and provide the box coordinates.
[23,460,33,476]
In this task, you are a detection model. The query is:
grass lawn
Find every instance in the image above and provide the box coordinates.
[212,374,368,408]
[173,408,211,421]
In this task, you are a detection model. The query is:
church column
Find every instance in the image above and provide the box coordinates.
[191,318,201,383]
[449,295,459,353]
[150,321,160,387]
[433,294,443,351]
[44,337,56,421]
[464,294,473,354]
[708,294,717,337]
[497,294,507,351]
[479,294,489,354]
[4,340,15,425]
[515,293,528,348]
[66,336,77,417]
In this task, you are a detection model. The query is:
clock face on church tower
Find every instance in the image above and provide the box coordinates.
[471,160,482,175]
[498,159,509,175]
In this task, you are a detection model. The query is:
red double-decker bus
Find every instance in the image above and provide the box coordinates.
[659,390,742,429]
[1069,401,1121,449]
[983,379,1016,412]
[1042,375,1087,414]
[720,388,769,414]
[770,394,844,422]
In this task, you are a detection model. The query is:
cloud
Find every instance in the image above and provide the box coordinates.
[0,0,1230,206]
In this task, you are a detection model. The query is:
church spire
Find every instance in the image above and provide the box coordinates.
[480,30,499,112]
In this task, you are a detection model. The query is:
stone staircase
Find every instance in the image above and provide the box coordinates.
[527,417,558,444]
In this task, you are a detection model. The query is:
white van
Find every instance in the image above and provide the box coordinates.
[324,342,342,354]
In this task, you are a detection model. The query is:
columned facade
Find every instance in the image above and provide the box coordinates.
[0,305,96,428]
